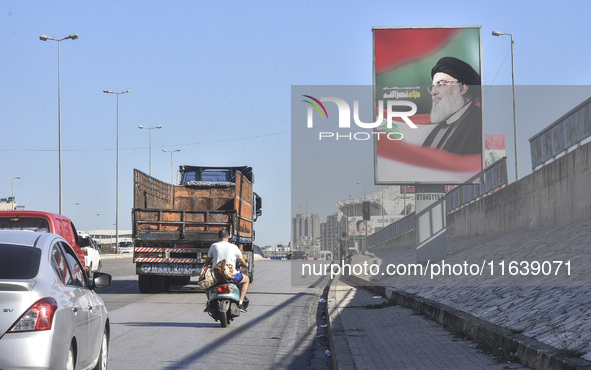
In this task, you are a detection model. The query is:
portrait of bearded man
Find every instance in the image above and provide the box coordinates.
[422,57,482,156]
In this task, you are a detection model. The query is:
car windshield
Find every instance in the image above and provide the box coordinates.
[0,244,41,279]
[0,217,50,233]
[119,241,132,248]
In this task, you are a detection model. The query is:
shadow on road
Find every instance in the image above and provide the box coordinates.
[114,321,219,329]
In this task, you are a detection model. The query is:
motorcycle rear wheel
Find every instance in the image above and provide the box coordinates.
[219,311,230,327]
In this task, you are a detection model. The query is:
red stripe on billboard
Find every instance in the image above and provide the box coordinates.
[374,28,457,73]
[377,138,481,172]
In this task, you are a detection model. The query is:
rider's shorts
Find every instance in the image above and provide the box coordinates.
[233,272,244,284]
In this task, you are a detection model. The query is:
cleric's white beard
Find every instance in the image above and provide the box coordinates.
[430,88,465,123]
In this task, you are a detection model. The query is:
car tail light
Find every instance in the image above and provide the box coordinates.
[8,298,58,333]
[217,285,231,294]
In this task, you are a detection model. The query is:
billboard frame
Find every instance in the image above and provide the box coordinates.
[372,25,485,185]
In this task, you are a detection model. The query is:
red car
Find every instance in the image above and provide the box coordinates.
[0,210,87,270]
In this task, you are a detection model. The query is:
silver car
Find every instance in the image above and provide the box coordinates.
[0,231,112,369]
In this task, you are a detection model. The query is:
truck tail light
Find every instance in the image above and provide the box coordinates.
[8,297,58,333]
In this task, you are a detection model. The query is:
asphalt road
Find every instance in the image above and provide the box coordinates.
[97,258,332,369]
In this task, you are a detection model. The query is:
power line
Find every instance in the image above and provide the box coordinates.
[0,129,291,153]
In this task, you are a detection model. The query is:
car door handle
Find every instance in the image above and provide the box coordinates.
[72,307,79,314]
[88,305,94,311]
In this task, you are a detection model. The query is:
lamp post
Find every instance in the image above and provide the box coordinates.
[103,89,132,254]
[162,149,181,184]
[138,125,162,175]
[11,177,21,210]
[357,181,368,251]
[39,33,78,215]
[72,202,80,222]
[492,30,519,181]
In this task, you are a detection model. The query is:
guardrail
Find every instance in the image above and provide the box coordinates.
[368,212,415,247]
[367,157,508,248]
[529,96,591,170]
[445,157,508,213]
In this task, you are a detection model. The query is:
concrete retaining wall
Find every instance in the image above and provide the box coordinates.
[448,141,591,238]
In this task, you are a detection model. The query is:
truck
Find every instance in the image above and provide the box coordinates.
[0,210,101,276]
[132,165,262,293]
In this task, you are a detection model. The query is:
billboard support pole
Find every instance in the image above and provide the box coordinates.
[415,185,446,263]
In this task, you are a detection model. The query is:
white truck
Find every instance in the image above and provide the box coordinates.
[79,234,102,276]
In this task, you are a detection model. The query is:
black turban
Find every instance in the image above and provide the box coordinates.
[431,57,481,86]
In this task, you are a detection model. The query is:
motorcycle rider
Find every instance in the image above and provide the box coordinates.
[204,229,250,312]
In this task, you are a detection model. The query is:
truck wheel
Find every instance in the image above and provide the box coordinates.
[152,276,167,293]
[138,275,153,293]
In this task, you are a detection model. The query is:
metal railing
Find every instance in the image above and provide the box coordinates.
[367,157,508,248]
[445,157,508,213]
[368,212,415,248]
[529,96,591,170]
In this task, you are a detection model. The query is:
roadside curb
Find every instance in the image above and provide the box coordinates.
[336,274,591,370]
[326,276,355,370]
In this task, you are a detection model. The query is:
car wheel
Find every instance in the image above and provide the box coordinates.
[93,327,109,370]
[66,345,75,370]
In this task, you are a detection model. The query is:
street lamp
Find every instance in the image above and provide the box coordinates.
[104,89,132,254]
[72,202,80,222]
[138,125,162,176]
[11,177,21,210]
[356,181,368,251]
[356,181,366,198]
[39,33,78,214]
[492,30,519,181]
[162,149,181,184]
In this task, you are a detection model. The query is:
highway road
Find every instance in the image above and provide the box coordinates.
[98,257,332,369]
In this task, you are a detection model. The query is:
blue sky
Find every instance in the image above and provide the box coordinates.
[2,0,590,247]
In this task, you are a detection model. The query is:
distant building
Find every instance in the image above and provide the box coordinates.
[321,213,345,253]
[291,213,320,252]
[0,197,24,211]
[78,229,133,247]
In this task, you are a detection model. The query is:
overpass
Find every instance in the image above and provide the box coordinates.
[354,97,591,368]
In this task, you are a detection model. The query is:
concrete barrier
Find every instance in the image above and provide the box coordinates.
[448,141,591,238]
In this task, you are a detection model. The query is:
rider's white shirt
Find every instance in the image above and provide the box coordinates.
[208,241,242,268]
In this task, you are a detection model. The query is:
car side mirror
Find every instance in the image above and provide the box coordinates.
[92,272,112,289]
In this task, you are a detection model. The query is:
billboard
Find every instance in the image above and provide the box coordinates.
[347,215,401,236]
[373,26,484,184]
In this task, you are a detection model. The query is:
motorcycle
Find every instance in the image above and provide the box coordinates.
[206,281,248,327]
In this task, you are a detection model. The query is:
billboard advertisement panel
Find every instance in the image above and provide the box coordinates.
[347,215,401,236]
[373,26,484,184]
